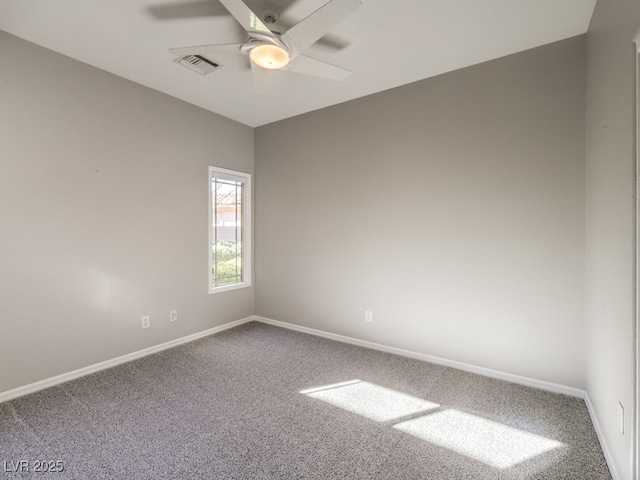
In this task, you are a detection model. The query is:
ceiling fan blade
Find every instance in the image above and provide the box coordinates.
[219,0,272,34]
[169,44,242,57]
[284,54,352,81]
[147,1,229,20]
[280,0,362,55]
[251,60,276,94]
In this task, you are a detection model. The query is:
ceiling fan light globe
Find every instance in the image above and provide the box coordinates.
[250,45,290,69]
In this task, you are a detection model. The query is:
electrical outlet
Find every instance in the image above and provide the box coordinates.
[170,310,178,322]
[617,402,624,434]
[141,315,150,329]
[365,310,373,323]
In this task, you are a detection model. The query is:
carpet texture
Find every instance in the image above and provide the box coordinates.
[0,321,611,479]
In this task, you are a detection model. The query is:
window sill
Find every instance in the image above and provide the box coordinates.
[209,281,252,295]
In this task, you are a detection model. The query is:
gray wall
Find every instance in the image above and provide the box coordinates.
[0,32,254,394]
[255,37,586,389]
[585,1,640,478]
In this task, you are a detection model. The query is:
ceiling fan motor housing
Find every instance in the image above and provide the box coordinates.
[260,5,279,25]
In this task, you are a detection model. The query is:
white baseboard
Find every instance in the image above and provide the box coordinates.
[0,316,255,404]
[584,392,620,480]
[254,315,586,399]
[0,314,585,402]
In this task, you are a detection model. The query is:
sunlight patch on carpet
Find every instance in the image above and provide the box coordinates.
[301,380,564,470]
[300,380,440,422]
[393,409,565,469]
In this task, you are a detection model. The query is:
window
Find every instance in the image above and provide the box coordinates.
[208,166,251,293]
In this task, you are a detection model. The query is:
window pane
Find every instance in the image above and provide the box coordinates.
[212,177,243,288]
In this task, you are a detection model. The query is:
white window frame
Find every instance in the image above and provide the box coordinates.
[208,166,252,294]
[634,28,640,480]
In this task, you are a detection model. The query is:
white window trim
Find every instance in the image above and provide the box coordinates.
[208,165,252,294]
[634,28,640,480]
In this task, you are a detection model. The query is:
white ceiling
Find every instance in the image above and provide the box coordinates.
[0,0,596,127]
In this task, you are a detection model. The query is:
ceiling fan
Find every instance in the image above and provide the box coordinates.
[169,0,362,92]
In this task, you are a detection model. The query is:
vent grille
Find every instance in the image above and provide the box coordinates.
[174,55,221,75]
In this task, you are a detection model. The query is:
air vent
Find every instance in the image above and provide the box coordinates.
[174,55,220,75]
